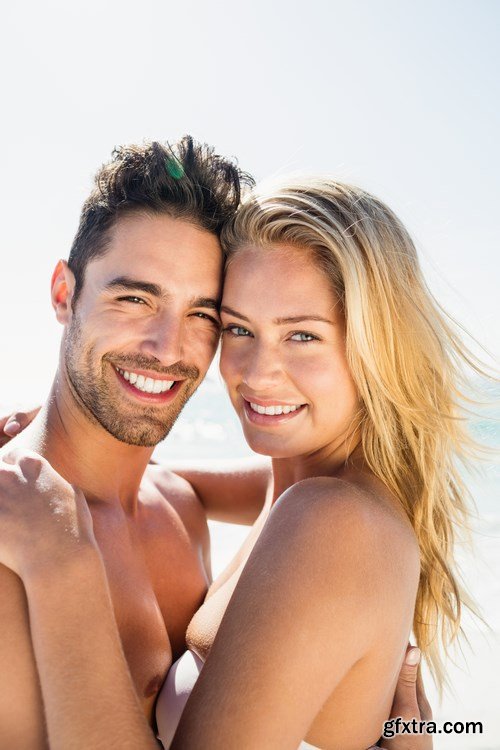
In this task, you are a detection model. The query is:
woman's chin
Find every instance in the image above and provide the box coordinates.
[241,428,299,459]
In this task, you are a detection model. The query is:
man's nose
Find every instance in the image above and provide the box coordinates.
[241,343,285,393]
[140,314,184,365]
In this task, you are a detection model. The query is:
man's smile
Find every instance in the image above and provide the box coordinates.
[113,365,185,404]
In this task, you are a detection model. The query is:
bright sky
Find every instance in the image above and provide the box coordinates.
[1,0,499,402]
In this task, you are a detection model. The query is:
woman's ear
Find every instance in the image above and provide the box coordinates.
[51,260,76,324]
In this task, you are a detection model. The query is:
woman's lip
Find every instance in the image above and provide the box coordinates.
[112,365,184,404]
[240,395,306,408]
[242,399,307,425]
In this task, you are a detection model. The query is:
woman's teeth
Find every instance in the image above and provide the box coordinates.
[115,367,175,394]
[249,402,302,416]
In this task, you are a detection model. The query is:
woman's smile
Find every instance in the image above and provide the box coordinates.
[242,396,308,425]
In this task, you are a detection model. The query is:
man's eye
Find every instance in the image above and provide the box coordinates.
[290,332,318,342]
[191,312,220,327]
[118,296,146,305]
[222,325,251,337]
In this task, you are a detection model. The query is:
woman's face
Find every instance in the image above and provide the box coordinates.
[220,245,360,459]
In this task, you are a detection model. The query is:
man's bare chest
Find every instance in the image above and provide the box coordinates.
[89,495,208,715]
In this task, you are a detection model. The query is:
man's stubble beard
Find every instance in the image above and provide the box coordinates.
[64,316,201,447]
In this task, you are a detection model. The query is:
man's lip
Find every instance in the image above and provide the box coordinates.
[112,365,185,403]
[111,363,184,381]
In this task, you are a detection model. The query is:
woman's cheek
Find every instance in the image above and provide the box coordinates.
[219,343,241,388]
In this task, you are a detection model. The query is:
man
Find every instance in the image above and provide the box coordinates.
[0,137,429,749]
[0,136,257,747]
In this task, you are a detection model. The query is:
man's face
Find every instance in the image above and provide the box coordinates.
[62,212,222,446]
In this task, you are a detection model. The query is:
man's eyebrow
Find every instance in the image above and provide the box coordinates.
[104,278,219,310]
[220,305,334,325]
[193,297,220,311]
[104,276,163,297]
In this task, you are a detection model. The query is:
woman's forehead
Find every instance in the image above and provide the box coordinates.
[221,245,340,321]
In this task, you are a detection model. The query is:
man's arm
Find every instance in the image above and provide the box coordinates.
[0,565,48,749]
[24,549,160,750]
[0,451,159,750]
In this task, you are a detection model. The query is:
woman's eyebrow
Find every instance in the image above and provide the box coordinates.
[220,306,334,325]
[220,305,250,321]
[273,315,335,325]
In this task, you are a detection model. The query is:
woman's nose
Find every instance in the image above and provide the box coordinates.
[241,344,285,393]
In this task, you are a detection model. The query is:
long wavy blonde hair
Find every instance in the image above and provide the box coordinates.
[221,175,490,690]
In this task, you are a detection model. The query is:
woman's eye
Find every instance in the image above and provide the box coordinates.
[222,325,251,337]
[290,332,317,342]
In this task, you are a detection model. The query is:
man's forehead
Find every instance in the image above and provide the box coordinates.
[107,211,222,253]
[85,213,223,284]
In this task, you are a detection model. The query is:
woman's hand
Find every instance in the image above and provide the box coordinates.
[0,405,40,447]
[0,449,96,578]
[368,645,433,749]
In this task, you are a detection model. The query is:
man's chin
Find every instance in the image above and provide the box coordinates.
[67,363,199,447]
[99,415,178,448]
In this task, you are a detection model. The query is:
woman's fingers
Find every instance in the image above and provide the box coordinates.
[378,646,433,749]
[0,406,41,443]
[416,663,433,721]
[0,414,15,447]
[392,647,422,716]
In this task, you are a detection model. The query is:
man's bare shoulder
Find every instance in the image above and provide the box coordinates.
[145,462,201,505]
[143,462,208,536]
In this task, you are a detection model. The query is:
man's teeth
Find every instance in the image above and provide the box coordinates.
[249,402,302,416]
[115,367,175,394]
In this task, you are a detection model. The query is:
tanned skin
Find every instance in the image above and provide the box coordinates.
[0,213,224,747]
[0,223,431,749]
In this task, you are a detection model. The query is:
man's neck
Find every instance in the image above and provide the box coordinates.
[11,371,155,513]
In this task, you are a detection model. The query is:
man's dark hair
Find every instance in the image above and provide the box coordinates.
[68,136,254,303]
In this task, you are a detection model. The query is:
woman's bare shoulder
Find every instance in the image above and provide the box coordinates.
[270,475,420,585]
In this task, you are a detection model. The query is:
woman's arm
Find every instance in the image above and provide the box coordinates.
[167,457,271,524]
[0,450,159,750]
[171,477,420,750]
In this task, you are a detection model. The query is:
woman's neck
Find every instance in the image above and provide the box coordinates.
[270,432,364,504]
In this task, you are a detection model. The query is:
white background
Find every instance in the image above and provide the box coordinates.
[1,2,499,748]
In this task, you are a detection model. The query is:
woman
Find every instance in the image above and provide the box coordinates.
[156,176,477,749]
[0,174,478,749]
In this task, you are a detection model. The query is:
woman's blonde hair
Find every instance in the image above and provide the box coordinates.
[221,175,490,690]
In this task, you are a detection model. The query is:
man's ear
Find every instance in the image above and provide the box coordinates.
[51,260,76,324]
